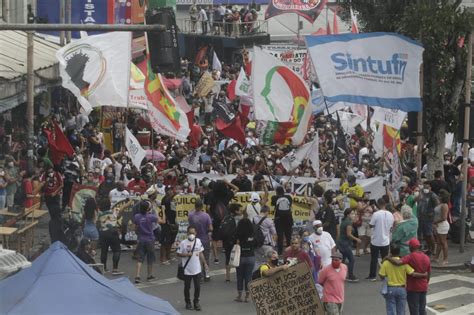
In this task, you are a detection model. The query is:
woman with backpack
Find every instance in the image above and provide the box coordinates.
[234,217,257,303]
[220,203,242,282]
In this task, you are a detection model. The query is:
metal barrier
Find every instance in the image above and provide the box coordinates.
[176,18,268,37]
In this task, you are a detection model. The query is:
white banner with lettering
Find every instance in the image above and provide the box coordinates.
[372,107,407,130]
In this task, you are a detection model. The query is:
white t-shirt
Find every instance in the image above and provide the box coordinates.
[369,209,394,247]
[308,231,336,267]
[109,188,130,207]
[177,238,204,276]
[246,202,261,222]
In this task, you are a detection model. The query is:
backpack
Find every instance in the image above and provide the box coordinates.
[14,180,27,207]
[219,214,237,241]
[252,216,266,248]
[251,263,269,280]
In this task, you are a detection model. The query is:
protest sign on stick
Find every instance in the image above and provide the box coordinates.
[249,262,324,315]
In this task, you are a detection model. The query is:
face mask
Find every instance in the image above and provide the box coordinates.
[206,128,213,133]
[48,172,54,178]
[316,227,323,234]
[331,260,341,269]
[294,169,300,175]
[271,259,279,266]
[122,160,127,164]
[267,161,273,167]
[184,182,189,188]
[276,159,281,164]
[233,147,239,152]
[256,156,261,162]
[247,132,253,137]
[188,234,196,241]
[310,127,315,133]
[8,162,13,167]
[303,236,309,242]
[423,189,429,194]
[414,191,419,198]
[243,154,249,159]
[203,140,209,145]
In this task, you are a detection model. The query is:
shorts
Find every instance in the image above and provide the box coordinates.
[436,220,450,235]
[136,240,156,264]
[357,222,372,237]
[419,220,433,237]
[83,223,99,241]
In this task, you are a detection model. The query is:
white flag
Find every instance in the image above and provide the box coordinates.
[180,147,201,172]
[213,51,222,72]
[236,67,250,97]
[280,137,319,176]
[125,128,146,169]
[56,32,132,113]
[337,111,365,135]
[372,107,407,130]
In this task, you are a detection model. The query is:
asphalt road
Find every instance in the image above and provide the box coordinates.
[104,247,474,315]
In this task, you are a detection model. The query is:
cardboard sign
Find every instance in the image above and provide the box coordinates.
[68,184,97,222]
[194,72,215,98]
[249,262,324,315]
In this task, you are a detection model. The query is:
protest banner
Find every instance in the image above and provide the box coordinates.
[68,184,97,222]
[261,46,308,77]
[305,33,424,112]
[265,0,328,24]
[194,71,215,98]
[249,262,324,315]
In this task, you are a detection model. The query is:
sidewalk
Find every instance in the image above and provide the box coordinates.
[431,240,473,271]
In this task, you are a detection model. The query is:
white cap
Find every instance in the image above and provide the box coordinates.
[250,192,261,203]
[313,220,323,227]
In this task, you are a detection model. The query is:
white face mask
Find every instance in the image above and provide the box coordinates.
[267,161,273,167]
[7,162,13,167]
[256,156,261,162]
[276,159,281,164]
[423,189,430,194]
[316,227,323,234]
[203,140,209,146]
[414,191,419,198]
[188,234,196,241]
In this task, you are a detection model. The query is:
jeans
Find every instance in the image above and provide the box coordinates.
[337,240,355,277]
[45,195,61,218]
[236,256,255,292]
[0,194,6,209]
[369,244,389,278]
[184,274,201,304]
[385,286,407,315]
[407,291,426,315]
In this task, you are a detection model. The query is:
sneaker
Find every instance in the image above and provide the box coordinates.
[134,277,141,284]
[214,259,220,265]
[347,276,360,283]
[112,270,124,276]
[147,275,156,281]
[161,260,171,265]
[204,276,211,282]
[185,303,193,310]
[194,302,202,311]
[365,277,377,282]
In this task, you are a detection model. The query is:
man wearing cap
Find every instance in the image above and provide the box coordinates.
[246,192,262,222]
[188,199,213,281]
[386,238,431,315]
[318,252,347,315]
[309,220,336,267]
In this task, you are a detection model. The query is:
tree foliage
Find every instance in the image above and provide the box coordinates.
[339,0,473,175]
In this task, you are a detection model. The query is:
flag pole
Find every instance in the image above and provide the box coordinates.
[143,5,154,162]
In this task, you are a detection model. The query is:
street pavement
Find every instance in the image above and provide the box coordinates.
[108,245,474,315]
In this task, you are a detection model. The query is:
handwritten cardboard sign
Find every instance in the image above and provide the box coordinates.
[249,262,324,315]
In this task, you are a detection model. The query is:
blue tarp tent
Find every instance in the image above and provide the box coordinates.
[0,242,179,315]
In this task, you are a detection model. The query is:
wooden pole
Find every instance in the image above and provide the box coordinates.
[65,0,72,43]
[460,33,472,253]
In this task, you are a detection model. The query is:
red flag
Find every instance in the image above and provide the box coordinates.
[239,104,251,129]
[332,10,339,34]
[227,80,237,101]
[46,121,74,165]
[215,117,246,145]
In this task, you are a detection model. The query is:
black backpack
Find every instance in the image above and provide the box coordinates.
[252,216,266,248]
[219,214,237,241]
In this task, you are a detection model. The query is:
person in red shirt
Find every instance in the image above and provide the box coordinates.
[22,171,34,208]
[41,167,63,218]
[283,236,313,269]
[387,238,431,315]
[127,173,147,195]
[189,116,205,149]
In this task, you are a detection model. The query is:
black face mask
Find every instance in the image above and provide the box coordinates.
[271,259,279,266]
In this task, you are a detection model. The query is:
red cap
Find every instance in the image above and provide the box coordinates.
[408,238,421,249]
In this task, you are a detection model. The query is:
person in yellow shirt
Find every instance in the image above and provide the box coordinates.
[340,175,364,209]
[379,246,427,315]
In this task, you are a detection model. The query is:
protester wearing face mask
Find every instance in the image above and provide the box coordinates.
[177,226,205,311]
[108,181,130,208]
[41,167,63,218]
[0,167,8,210]
[318,252,347,315]
[416,181,438,256]
[258,249,289,278]
[231,169,252,192]
[4,158,19,209]
[308,220,336,267]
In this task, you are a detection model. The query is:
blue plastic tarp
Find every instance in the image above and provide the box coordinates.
[0,242,179,315]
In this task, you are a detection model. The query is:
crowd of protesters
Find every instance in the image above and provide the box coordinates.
[0,53,472,314]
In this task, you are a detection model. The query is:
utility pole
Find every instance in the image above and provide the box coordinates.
[66,0,72,43]
[60,0,65,46]
[460,33,472,253]
[26,31,35,173]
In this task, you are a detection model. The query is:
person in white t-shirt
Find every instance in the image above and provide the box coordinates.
[308,220,336,267]
[177,226,206,311]
[245,192,261,221]
[108,181,130,208]
[366,198,394,281]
